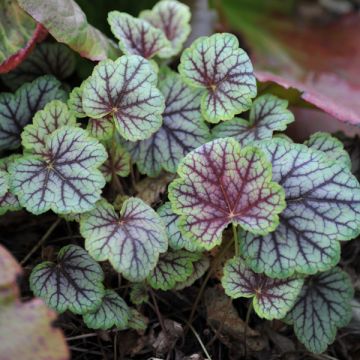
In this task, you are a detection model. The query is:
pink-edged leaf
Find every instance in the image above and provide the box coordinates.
[18,0,119,61]
[168,138,285,250]
[222,257,303,320]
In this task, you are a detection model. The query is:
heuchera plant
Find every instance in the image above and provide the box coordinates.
[0,0,359,355]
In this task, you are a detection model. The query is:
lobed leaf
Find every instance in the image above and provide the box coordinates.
[0,75,67,150]
[80,198,168,282]
[0,155,22,215]
[179,33,257,123]
[82,55,165,141]
[241,138,360,278]
[124,69,210,176]
[2,43,76,90]
[68,86,87,118]
[83,289,130,330]
[212,94,294,145]
[88,117,114,141]
[29,244,105,315]
[168,138,285,250]
[222,257,303,320]
[140,0,191,57]
[108,11,170,59]
[147,250,200,290]
[101,145,131,182]
[22,100,77,154]
[157,202,204,252]
[10,127,107,215]
[130,282,149,305]
[286,268,353,353]
[305,132,351,170]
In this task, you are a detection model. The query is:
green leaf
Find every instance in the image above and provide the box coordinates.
[80,198,168,282]
[286,268,353,353]
[147,250,200,290]
[157,202,205,252]
[83,289,130,330]
[128,308,149,331]
[241,138,360,277]
[0,170,8,198]
[174,254,210,290]
[140,0,191,57]
[82,56,165,141]
[0,75,67,150]
[2,43,76,90]
[68,86,87,118]
[179,33,257,123]
[222,257,303,320]
[130,283,149,305]
[87,117,114,141]
[21,100,77,154]
[212,94,294,145]
[17,0,120,61]
[101,145,131,182]
[108,11,170,59]
[0,155,22,215]
[305,132,352,170]
[168,138,285,250]
[29,245,105,315]
[10,127,107,215]
[124,69,210,176]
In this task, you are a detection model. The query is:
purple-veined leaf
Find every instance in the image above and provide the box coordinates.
[68,86,86,118]
[212,94,294,145]
[178,33,257,123]
[157,202,204,252]
[128,308,149,331]
[305,132,351,170]
[222,257,303,320]
[168,138,285,250]
[124,69,210,177]
[9,127,107,215]
[0,75,67,150]
[241,138,360,278]
[2,43,76,91]
[173,254,210,290]
[17,0,120,61]
[130,283,149,305]
[101,145,131,182]
[29,244,105,315]
[108,11,170,59]
[87,117,114,141]
[83,289,130,330]
[140,0,191,57]
[21,100,77,155]
[0,155,22,216]
[0,170,7,198]
[147,250,200,290]
[80,198,168,282]
[82,55,165,141]
[285,268,353,353]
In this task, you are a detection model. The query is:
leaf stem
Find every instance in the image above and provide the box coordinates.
[232,223,239,257]
[20,218,61,265]
[244,301,253,359]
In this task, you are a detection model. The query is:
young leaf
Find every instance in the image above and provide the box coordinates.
[0,75,67,150]
[80,198,168,282]
[222,257,303,320]
[147,250,200,291]
[29,245,105,315]
[241,138,360,278]
[212,94,294,145]
[140,0,191,57]
[174,255,210,290]
[10,127,107,215]
[128,308,149,331]
[101,145,131,182]
[305,132,351,169]
[124,69,210,176]
[2,43,76,90]
[130,283,149,305]
[68,86,86,118]
[108,11,170,59]
[83,289,130,330]
[0,155,22,215]
[286,268,353,353]
[82,56,165,141]
[178,33,257,123]
[168,138,285,250]
[157,202,204,252]
[21,100,77,154]
[88,117,114,141]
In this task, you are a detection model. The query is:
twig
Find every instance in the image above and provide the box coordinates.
[244,301,253,359]
[149,288,167,333]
